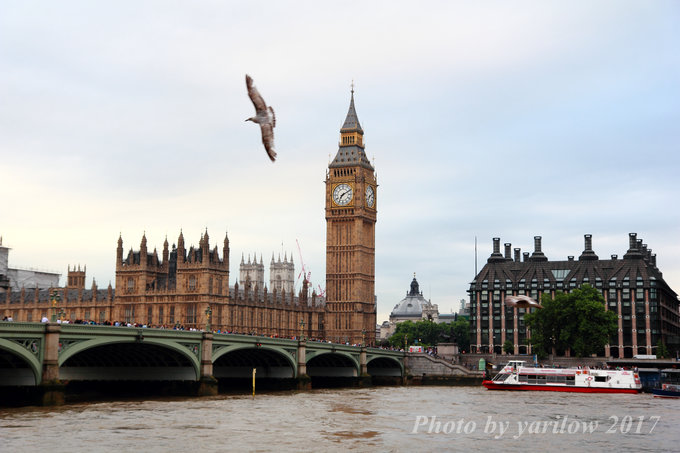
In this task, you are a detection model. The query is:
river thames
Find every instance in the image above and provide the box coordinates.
[0,386,676,452]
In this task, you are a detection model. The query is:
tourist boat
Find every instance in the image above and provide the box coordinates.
[652,383,680,398]
[483,361,641,394]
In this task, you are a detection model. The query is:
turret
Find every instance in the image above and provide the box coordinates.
[177,230,185,262]
[117,234,124,265]
[163,236,169,264]
[140,232,148,265]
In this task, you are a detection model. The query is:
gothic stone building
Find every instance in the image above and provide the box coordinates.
[239,252,295,295]
[469,233,680,358]
[324,88,378,345]
[113,230,325,337]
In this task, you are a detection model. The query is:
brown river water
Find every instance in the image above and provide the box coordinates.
[0,386,677,452]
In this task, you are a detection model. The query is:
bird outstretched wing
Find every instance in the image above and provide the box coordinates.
[246,74,267,113]
[504,295,543,309]
[261,123,277,162]
[269,106,276,127]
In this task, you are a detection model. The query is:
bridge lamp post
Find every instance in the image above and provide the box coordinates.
[362,329,366,347]
[58,308,65,323]
[205,306,212,332]
[50,290,61,322]
[299,319,305,341]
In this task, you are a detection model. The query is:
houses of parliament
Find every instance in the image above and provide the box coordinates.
[0,90,378,345]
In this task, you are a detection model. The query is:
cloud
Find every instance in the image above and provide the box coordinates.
[1,1,678,324]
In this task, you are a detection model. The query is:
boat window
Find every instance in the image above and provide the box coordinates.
[595,376,607,382]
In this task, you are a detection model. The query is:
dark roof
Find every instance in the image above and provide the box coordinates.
[340,91,363,133]
[471,245,675,297]
[329,145,373,169]
[329,90,374,171]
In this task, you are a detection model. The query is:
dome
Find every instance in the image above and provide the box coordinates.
[389,276,430,319]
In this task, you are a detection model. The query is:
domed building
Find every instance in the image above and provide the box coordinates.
[379,275,456,339]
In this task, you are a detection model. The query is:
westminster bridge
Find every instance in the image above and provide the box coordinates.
[0,322,404,404]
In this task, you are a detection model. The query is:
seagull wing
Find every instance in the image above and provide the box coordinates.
[260,123,277,162]
[504,296,520,307]
[504,295,543,309]
[246,74,267,113]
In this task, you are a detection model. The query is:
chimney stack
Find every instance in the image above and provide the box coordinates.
[624,233,643,259]
[579,234,598,260]
[488,237,505,262]
[530,236,548,261]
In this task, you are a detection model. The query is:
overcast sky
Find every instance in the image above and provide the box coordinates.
[2,1,678,323]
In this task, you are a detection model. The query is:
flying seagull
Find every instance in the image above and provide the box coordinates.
[504,295,543,309]
[245,74,276,162]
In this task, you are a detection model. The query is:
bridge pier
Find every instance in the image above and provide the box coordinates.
[296,339,311,390]
[357,346,371,386]
[197,332,218,396]
[40,323,65,405]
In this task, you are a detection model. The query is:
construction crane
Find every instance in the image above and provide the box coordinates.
[296,239,326,296]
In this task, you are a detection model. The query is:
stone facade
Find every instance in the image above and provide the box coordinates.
[324,89,377,345]
[269,252,295,294]
[1,231,324,339]
[239,253,264,293]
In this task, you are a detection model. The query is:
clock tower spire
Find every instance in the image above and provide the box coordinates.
[325,85,377,345]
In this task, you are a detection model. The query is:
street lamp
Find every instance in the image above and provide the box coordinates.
[362,329,366,347]
[205,306,212,331]
[50,290,61,322]
[299,319,305,340]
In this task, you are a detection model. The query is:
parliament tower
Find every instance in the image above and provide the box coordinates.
[325,87,377,345]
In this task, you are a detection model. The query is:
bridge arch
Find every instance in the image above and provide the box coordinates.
[58,338,201,381]
[0,338,41,385]
[213,345,296,378]
[306,352,360,377]
[367,356,403,377]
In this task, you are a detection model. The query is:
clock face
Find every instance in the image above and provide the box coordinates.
[332,183,353,206]
[365,185,375,208]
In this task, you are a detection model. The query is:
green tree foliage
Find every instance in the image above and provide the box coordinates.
[503,340,514,355]
[449,318,471,352]
[525,285,617,358]
[387,318,471,352]
[656,340,669,358]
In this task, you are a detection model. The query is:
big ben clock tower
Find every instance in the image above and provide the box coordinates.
[325,87,377,345]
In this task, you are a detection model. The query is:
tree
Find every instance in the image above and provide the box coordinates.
[502,340,514,355]
[387,319,470,351]
[449,318,471,352]
[656,340,669,358]
[525,285,617,358]
[524,294,566,357]
[388,320,417,349]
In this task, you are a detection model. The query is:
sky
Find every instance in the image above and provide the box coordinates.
[1,1,679,323]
